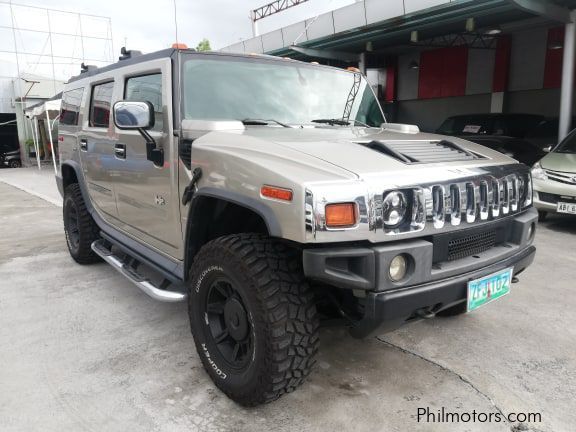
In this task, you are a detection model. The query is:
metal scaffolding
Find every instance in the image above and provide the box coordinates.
[0,1,114,168]
[250,0,309,37]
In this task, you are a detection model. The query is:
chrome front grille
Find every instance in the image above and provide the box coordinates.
[305,164,532,243]
[424,173,527,231]
[544,169,576,185]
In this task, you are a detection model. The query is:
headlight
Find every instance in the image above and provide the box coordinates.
[531,162,547,180]
[383,191,408,227]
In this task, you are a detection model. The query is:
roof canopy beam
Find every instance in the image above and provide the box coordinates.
[288,45,360,62]
[507,0,573,23]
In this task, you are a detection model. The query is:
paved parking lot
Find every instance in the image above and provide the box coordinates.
[1,172,575,432]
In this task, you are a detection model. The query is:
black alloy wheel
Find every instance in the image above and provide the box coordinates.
[205,277,254,370]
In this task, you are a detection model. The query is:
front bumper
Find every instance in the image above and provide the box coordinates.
[303,208,538,338]
[350,245,535,337]
[533,177,576,213]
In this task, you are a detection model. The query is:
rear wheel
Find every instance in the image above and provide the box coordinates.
[9,159,21,168]
[63,183,101,264]
[188,234,319,406]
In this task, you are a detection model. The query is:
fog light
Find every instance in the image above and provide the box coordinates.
[389,255,408,282]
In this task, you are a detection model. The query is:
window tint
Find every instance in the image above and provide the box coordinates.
[504,115,544,138]
[90,81,114,128]
[555,129,576,154]
[437,116,490,135]
[60,88,84,126]
[125,74,163,131]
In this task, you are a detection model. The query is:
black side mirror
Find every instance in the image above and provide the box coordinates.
[113,101,163,167]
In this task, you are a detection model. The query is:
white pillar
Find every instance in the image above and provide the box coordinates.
[32,117,41,170]
[251,19,259,37]
[490,92,505,113]
[46,110,57,175]
[559,17,576,141]
[359,52,367,75]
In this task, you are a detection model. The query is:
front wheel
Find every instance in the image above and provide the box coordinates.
[188,234,319,406]
[9,159,21,168]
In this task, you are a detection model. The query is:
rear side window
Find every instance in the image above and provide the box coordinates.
[89,81,114,128]
[60,88,84,126]
[124,74,163,131]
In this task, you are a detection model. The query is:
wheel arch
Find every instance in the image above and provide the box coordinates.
[59,161,95,213]
[184,188,283,279]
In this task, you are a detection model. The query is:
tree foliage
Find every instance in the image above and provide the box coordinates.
[196,39,211,52]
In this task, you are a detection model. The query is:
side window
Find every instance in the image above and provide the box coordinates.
[60,88,84,126]
[89,81,114,128]
[125,74,163,131]
[492,119,509,136]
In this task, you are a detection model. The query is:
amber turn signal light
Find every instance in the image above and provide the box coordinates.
[261,185,293,201]
[325,203,357,227]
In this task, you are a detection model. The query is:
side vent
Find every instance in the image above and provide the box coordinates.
[357,140,483,164]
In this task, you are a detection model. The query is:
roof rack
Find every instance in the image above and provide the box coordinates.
[119,46,143,61]
[80,62,98,74]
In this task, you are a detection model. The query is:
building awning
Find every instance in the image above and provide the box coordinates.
[25,98,61,120]
[222,0,576,58]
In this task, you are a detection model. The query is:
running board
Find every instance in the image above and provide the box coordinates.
[91,240,187,302]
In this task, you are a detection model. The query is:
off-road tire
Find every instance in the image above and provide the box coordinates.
[9,159,21,168]
[63,183,101,264]
[188,233,319,406]
[436,301,467,317]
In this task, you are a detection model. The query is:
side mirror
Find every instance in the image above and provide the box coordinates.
[113,101,163,167]
[543,146,552,153]
[113,101,154,129]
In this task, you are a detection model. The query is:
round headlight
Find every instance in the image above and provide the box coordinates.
[383,191,408,227]
[389,255,408,282]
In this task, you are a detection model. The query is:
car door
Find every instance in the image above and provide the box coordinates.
[112,60,182,259]
[78,80,119,220]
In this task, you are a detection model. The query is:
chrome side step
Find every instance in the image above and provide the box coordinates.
[91,240,187,302]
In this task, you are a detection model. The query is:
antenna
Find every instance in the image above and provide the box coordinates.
[173,0,179,44]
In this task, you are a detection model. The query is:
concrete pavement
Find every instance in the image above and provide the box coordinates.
[1,174,575,432]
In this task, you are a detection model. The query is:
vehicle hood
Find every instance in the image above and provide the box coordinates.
[230,126,516,178]
[540,152,576,173]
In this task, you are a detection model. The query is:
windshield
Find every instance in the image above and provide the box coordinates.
[554,129,576,153]
[182,56,385,127]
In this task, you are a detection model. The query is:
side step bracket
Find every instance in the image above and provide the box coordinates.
[91,240,187,302]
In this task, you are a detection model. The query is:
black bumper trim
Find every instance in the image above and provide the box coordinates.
[349,245,536,338]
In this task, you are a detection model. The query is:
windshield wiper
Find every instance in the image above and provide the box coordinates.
[241,118,291,128]
[311,118,372,127]
[311,118,350,126]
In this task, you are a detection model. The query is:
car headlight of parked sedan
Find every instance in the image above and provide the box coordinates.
[531,162,548,180]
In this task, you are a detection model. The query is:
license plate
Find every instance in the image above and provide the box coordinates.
[557,202,576,214]
[467,267,512,312]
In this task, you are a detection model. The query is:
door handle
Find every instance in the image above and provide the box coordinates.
[79,139,88,151]
[114,143,126,159]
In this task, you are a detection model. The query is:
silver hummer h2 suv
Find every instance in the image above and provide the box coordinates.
[56,47,537,406]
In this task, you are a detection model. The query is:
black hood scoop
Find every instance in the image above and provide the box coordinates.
[357,140,484,164]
